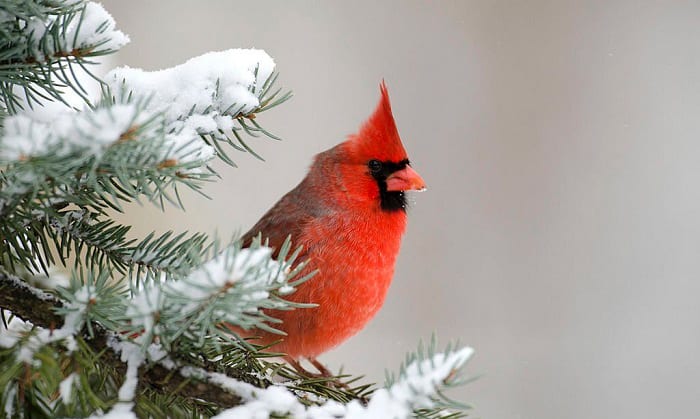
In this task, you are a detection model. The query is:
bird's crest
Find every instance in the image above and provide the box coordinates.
[346,81,408,162]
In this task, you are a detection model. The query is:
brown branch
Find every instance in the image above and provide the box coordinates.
[0,272,244,409]
[0,274,64,328]
[0,47,96,67]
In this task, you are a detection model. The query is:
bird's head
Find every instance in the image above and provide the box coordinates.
[321,81,425,212]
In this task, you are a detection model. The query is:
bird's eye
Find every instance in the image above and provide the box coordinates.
[368,159,383,173]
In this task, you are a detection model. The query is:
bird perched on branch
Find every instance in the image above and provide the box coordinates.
[239,82,425,376]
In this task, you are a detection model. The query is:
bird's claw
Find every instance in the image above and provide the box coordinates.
[287,357,350,389]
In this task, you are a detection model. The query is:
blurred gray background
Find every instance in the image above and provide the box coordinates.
[101,1,700,418]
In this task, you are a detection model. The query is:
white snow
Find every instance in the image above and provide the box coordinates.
[105,49,275,164]
[59,372,78,404]
[0,114,53,161]
[160,127,216,166]
[3,283,92,362]
[0,316,33,349]
[94,338,143,418]
[197,347,474,419]
[107,333,176,370]
[117,341,144,401]
[24,1,129,62]
[183,246,284,295]
[180,366,305,418]
[87,403,137,419]
[68,104,139,152]
[124,286,162,337]
[124,246,290,341]
[0,104,144,161]
[20,2,129,61]
[3,384,17,418]
[179,246,287,313]
[63,285,95,331]
[212,384,301,419]
[147,343,175,369]
[345,346,473,418]
[106,49,273,121]
[0,278,86,360]
[2,48,274,171]
[67,3,130,52]
[27,267,71,290]
[16,323,77,363]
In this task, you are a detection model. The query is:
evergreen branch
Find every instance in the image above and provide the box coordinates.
[49,209,135,273]
[0,272,245,411]
[0,268,369,415]
[385,336,474,418]
[126,230,210,284]
[0,193,211,278]
[187,338,475,418]
[0,100,215,217]
[122,240,314,351]
[48,207,211,281]
[1,257,474,418]
[104,49,291,167]
[0,101,218,275]
[0,1,129,113]
[0,52,290,264]
[0,272,64,328]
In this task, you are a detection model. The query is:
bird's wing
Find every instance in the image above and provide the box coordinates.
[239,187,319,259]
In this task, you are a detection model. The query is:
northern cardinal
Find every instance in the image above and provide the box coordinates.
[239,82,425,375]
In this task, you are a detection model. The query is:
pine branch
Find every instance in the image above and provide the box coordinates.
[1,257,475,418]
[104,49,291,167]
[0,102,215,274]
[191,337,474,418]
[0,193,212,280]
[0,271,245,409]
[48,207,211,281]
[0,239,322,411]
[0,271,63,329]
[1,54,290,276]
[0,270,384,416]
[0,1,130,113]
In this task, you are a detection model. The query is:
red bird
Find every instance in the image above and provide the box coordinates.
[240,82,425,375]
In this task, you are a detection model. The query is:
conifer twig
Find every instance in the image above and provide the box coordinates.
[0,272,247,409]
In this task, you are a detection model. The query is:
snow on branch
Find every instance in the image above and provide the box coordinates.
[0,241,306,361]
[105,48,290,166]
[0,270,256,412]
[0,104,148,161]
[0,46,290,281]
[0,280,95,362]
[0,97,218,168]
[18,1,129,62]
[0,238,307,369]
[0,99,217,251]
[0,1,130,111]
[106,49,274,123]
[125,241,311,349]
[181,343,474,419]
[0,49,289,217]
[87,340,145,419]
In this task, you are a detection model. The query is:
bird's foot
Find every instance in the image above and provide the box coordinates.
[308,357,334,377]
[286,357,350,389]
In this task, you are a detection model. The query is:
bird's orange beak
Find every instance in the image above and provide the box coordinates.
[386,165,426,192]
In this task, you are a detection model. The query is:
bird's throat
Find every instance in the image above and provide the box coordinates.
[379,188,406,212]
